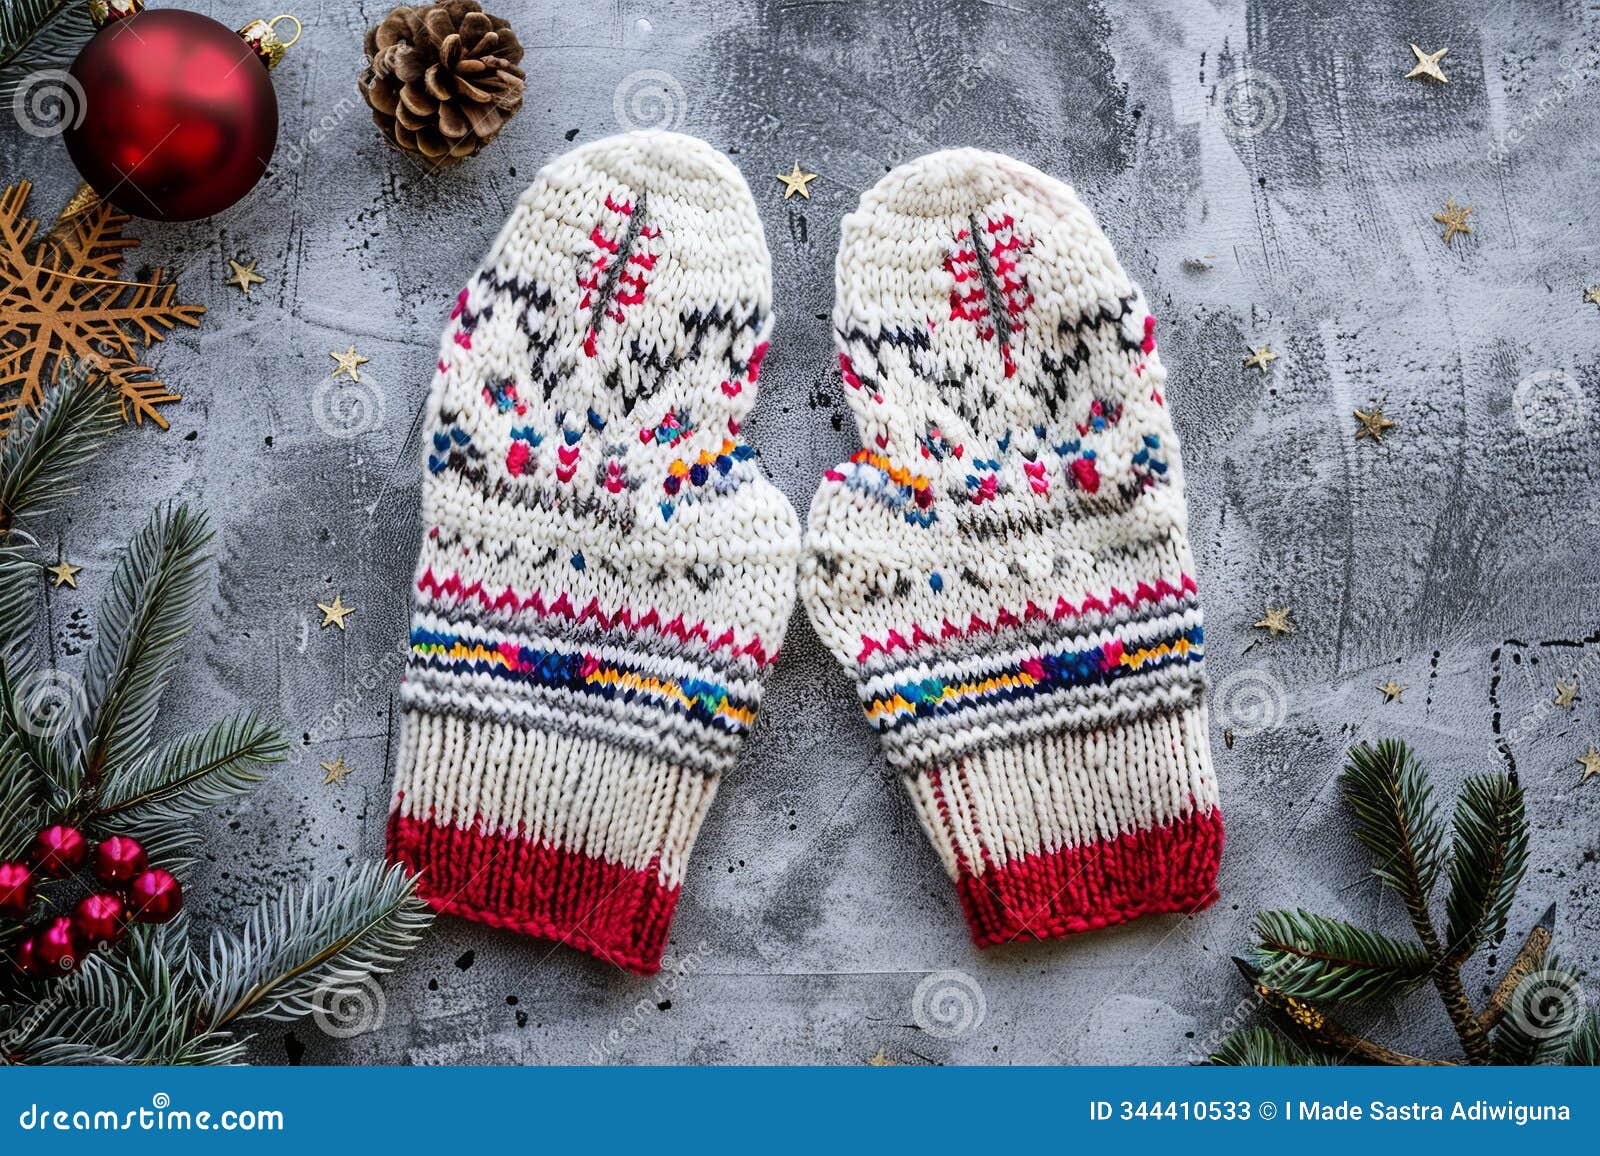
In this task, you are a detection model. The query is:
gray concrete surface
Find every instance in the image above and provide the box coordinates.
[4,0,1599,1065]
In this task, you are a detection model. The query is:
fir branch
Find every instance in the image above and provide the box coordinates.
[91,712,286,829]
[0,362,118,541]
[1340,740,1446,953]
[0,656,75,805]
[1253,909,1432,1003]
[78,504,212,799]
[0,547,39,662]
[1204,1027,1330,1066]
[198,862,431,1031]
[1443,773,1528,964]
[0,0,95,90]
[1565,1012,1599,1066]
[0,731,46,861]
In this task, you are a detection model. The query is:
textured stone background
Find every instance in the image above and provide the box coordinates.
[4,0,1599,1065]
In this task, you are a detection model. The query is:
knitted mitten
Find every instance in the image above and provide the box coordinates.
[388,131,800,974]
[802,149,1221,947]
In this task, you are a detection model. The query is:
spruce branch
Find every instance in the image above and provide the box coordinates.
[1443,773,1529,965]
[0,732,47,861]
[91,712,286,829]
[1340,740,1446,953]
[0,362,118,541]
[78,503,212,799]
[1565,1012,1599,1066]
[0,0,94,81]
[198,862,431,1032]
[1205,1026,1330,1066]
[1253,909,1432,1003]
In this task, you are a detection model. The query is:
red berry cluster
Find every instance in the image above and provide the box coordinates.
[2,826,182,979]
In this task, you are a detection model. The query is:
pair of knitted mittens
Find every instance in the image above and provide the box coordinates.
[387,131,1221,974]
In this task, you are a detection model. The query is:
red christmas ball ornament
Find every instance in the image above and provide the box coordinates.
[30,825,88,878]
[94,835,149,885]
[11,935,46,978]
[33,917,82,974]
[73,893,127,946]
[127,869,182,924]
[0,861,33,918]
[61,5,299,221]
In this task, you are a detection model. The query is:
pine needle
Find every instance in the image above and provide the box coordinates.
[1205,1027,1330,1066]
[1444,773,1528,963]
[0,362,118,541]
[1341,740,1446,948]
[1253,908,1432,1003]
[93,712,287,828]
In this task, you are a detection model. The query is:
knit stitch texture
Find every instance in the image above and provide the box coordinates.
[802,149,1222,947]
[387,131,801,974]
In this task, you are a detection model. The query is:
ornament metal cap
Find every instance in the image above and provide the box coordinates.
[88,0,143,26]
[239,14,302,70]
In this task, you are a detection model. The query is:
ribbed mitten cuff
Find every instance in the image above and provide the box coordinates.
[903,703,1222,947]
[387,710,715,974]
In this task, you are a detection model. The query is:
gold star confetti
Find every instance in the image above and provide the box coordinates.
[1584,286,1600,311]
[1378,678,1406,703]
[1432,199,1473,245]
[1554,678,1579,710]
[329,344,369,382]
[46,560,81,588]
[1578,745,1600,783]
[1405,44,1449,84]
[865,1048,896,1066]
[1354,406,1396,443]
[320,756,353,786]
[1243,346,1279,374]
[776,161,819,200]
[1253,607,1293,636]
[317,593,355,630]
[226,257,265,297]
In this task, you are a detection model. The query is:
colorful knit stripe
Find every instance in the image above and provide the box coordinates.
[857,573,1198,664]
[416,567,778,668]
[864,625,1202,730]
[410,627,756,734]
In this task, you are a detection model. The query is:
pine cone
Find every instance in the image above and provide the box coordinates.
[359,1,525,167]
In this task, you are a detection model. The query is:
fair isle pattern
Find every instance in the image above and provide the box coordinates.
[802,149,1222,948]
[389,132,801,975]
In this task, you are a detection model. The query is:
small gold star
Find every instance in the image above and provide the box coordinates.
[1378,678,1406,703]
[46,560,81,588]
[329,344,369,382]
[1432,199,1473,245]
[1354,406,1396,443]
[1554,678,1579,710]
[1583,286,1600,311]
[1578,745,1600,783]
[865,1048,896,1066]
[1243,346,1279,374]
[317,593,355,630]
[320,756,353,786]
[1405,44,1449,84]
[776,161,819,200]
[226,257,265,297]
[1253,607,1293,636]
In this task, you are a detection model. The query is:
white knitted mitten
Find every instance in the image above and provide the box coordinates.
[388,131,800,974]
[803,149,1221,947]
